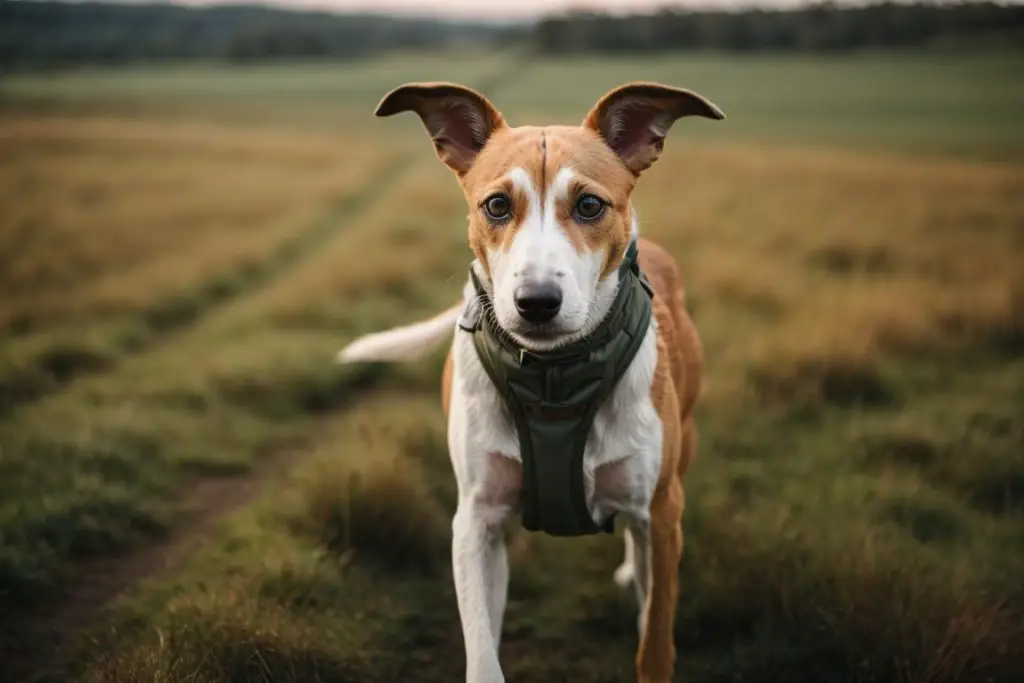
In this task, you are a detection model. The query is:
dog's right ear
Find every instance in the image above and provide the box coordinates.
[375,82,505,176]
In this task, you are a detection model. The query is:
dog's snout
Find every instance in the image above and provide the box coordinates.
[514,283,562,323]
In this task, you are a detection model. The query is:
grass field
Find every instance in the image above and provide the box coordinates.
[1,50,1022,683]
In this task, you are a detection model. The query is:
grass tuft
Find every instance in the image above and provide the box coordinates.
[807,244,897,275]
[297,450,449,574]
[877,497,964,544]
[676,515,1023,683]
[749,352,900,411]
[0,340,115,415]
[215,363,393,420]
[83,596,366,683]
[859,428,943,470]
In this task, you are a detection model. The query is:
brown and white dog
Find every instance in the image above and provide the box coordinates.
[338,81,724,683]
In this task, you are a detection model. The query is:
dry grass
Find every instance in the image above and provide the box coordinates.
[294,395,451,572]
[633,142,1024,404]
[232,161,468,325]
[0,115,404,334]
[0,113,412,416]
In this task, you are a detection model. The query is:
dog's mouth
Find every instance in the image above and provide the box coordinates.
[502,317,586,351]
[481,282,591,352]
[514,321,565,340]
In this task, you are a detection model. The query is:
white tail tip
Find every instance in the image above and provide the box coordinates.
[335,304,461,365]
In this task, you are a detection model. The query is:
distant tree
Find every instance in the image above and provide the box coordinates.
[0,0,518,68]
[2,0,1022,68]
[529,1,1024,54]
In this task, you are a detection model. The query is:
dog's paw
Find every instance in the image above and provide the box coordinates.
[613,560,635,587]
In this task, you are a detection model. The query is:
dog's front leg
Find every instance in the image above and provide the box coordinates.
[452,498,508,683]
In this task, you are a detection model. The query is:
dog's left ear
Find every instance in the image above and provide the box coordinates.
[375,82,505,176]
[583,82,725,174]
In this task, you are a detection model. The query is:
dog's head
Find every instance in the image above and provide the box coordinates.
[375,81,724,350]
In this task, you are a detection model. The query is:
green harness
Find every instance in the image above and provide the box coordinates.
[463,242,654,537]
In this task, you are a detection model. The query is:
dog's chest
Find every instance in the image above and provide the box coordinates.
[451,324,663,524]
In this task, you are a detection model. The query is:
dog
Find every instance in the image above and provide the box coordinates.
[337,80,724,683]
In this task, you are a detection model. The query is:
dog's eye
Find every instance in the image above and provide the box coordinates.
[573,194,605,222]
[483,193,511,221]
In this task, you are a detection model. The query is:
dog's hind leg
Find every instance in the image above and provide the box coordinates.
[636,482,683,683]
[613,525,636,587]
[614,524,653,637]
[636,396,685,683]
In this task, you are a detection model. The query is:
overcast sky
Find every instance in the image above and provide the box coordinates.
[171,0,827,22]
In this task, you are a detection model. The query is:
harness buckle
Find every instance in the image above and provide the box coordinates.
[521,402,587,421]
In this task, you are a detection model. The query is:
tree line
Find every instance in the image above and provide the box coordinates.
[1,1,1021,68]
[0,1,520,68]
[534,2,1024,53]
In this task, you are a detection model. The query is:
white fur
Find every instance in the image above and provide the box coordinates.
[336,305,460,363]
[338,171,662,683]
[486,167,612,352]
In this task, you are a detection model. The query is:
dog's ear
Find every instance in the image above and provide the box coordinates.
[375,82,505,175]
[583,82,724,174]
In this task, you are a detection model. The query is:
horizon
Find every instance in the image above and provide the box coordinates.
[33,0,993,23]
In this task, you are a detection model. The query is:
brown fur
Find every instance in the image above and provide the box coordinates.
[633,237,701,683]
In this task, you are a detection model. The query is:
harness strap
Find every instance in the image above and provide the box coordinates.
[466,241,654,537]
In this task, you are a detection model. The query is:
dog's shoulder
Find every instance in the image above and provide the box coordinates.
[637,237,702,422]
[636,237,686,303]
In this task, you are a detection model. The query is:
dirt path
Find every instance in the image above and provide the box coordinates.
[9,359,390,682]
[2,161,412,681]
[6,450,295,683]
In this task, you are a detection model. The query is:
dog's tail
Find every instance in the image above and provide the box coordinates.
[336,304,462,364]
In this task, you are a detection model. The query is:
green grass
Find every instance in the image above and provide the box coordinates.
[500,51,1024,160]
[0,50,525,132]
[3,50,1022,157]
[1,49,1022,683]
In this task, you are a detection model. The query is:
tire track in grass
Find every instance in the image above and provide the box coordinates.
[0,47,540,421]
[3,223,408,683]
[0,157,408,420]
[0,152,414,680]
[1,158,413,681]
[13,430,338,683]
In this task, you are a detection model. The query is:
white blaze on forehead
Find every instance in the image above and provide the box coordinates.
[508,167,540,222]
[546,167,575,216]
[500,166,578,281]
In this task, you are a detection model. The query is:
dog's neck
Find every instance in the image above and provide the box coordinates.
[460,212,640,354]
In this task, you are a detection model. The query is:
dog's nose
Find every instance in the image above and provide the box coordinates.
[514,283,562,323]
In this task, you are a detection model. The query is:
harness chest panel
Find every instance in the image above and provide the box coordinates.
[466,244,654,537]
